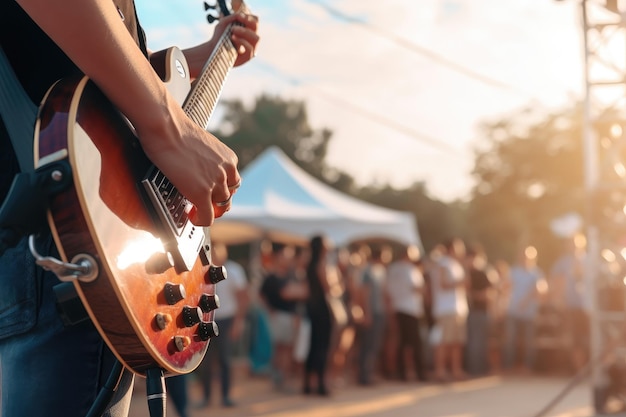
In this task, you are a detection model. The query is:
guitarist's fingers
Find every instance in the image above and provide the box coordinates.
[211,177,233,219]
[228,12,259,33]
[215,179,241,217]
[231,27,259,51]
[231,15,259,67]
[190,199,216,227]
[232,35,256,66]
[214,200,231,219]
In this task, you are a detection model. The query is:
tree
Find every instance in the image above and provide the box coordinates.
[354,182,467,252]
[468,104,587,267]
[213,94,458,251]
[212,95,332,178]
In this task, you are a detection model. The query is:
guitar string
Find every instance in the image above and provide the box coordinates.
[153,24,238,223]
[183,25,238,129]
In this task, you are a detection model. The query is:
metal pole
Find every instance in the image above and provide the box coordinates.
[580,0,604,409]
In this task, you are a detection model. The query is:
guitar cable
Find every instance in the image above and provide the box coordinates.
[530,330,621,417]
[84,359,124,417]
[146,368,167,417]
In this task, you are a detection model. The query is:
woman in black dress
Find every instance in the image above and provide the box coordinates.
[303,235,333,395]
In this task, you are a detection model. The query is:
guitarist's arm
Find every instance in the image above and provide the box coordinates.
[16,0,254,226]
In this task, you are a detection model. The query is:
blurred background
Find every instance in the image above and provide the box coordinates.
[130,1,626,416]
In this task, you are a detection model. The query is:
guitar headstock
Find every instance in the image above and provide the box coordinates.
[204,0,249,24]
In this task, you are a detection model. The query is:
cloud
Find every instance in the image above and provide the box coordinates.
[135,0,584,201]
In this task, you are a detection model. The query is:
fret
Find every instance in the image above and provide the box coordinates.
[181,27,238,130]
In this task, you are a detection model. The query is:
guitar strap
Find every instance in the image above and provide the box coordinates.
[0,50,92,328]
[0,47,37,173]
[0,47,70,257]
[0,46,41,251]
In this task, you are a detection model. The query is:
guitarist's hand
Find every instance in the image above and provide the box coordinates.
[223,12,260,68]
[17,0,247,227]
[182,12,260,79]
[138,99,241,227]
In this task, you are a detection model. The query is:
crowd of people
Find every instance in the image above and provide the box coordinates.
[177,232,591,414]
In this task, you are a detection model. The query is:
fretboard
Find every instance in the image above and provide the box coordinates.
[182,25,239,130]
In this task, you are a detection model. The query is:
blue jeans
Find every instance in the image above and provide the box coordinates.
[504,316,535,370]
[357,313,386,384]
[0,236,134,417]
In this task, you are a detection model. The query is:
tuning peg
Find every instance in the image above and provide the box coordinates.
[205,1,219,24]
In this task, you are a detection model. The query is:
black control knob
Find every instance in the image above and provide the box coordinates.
[163,282,186,305]
[181,306,203,327]
[206,265,227,284]
[199,293,220,313]
[197,321,219,341]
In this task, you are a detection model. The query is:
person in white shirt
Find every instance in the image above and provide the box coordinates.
[356,245,390,385]
[550,235,589,372]
[386,244,427,382]
[431,238,468,381]
[504,245,545,373]
[195,242,250,408]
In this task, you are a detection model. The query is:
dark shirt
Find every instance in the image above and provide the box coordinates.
[0,0,147,205]
[306,263,330,317]
[469,267,492,312]
[260,273,297,314]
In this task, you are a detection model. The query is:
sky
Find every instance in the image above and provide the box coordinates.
[133,0,586,202]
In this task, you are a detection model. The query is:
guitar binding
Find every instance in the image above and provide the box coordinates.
[141,166,204,272]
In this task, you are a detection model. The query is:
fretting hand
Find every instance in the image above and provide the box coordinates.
[183,12,259,78]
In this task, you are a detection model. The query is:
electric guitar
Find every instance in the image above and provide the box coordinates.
[32,0,248,375]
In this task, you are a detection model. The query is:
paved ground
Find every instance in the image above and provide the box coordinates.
[126,371,622,417]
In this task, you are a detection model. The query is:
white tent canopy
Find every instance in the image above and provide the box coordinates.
[210,146,421,247]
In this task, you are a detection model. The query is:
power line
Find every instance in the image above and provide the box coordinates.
[309,84,462,155]
[304,0,521,93]
[147,1,466,155]
[253,59,463,156]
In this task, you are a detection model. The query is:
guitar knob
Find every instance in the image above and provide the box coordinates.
[206,265,227,284]
[181,306,203,327]
[163,282,186,305]
[198,321,219,341]
[155,313,172,330]
[199,293,220,313]
[174,335,191,352]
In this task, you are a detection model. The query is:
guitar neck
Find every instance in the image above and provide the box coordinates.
[140,19,243,245]
[182,24,239,130]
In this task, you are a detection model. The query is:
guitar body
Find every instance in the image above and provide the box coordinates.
[34,48,217,376]
[32,0,249,375]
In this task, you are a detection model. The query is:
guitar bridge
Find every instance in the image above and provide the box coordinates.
[141,167,204,272]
